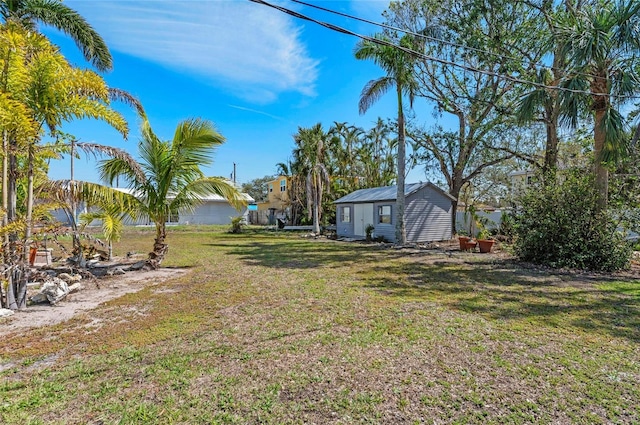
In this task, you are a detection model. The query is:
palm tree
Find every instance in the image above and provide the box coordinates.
[0,0,112,71]
[555,0,640,208]
[99,119,244,268]
[0,24,128,309]
[293,124,330,234]
[40,177,139,261]
[355,34,419,244]
[79,202,132,261]
[329,121,364,194]
[362,118,395,188]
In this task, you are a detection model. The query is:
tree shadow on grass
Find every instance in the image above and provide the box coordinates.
[204,238,397,269]
[362,260,640,342]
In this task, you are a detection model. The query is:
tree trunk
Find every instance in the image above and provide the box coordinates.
[543,53,563,180]
[6,137,26,310]
[312,183,321,234]
[147,222,168,269]
[543,112,559,177]
[23,144,34,262]
[593,106,608,210]
[592,78,609,210]
[449,179,464,237]
[1,130,7,308]
[395,84,406,245]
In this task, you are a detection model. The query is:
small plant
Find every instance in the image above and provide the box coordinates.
[229,216,245,234]
[365,224,375,242]
[477,229,491,240]
[498,210,515,242]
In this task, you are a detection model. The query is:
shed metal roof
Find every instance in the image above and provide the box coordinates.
[334,182,455,204]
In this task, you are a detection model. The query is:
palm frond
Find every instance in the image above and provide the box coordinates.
[25,0,113,71]
[600,107,627,164]
[76,142,145,182]
[109,87,146,120]
[171,177,245,212]
[359,77,393,115]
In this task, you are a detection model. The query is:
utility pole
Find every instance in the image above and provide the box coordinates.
[233,162,236,184]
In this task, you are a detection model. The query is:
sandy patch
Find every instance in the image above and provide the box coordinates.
[0,268,188,336]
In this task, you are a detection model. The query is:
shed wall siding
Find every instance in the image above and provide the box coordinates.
[373,201,396,242]
[405,187,452,242]
[336,204,356,238]
[179,202,246,225]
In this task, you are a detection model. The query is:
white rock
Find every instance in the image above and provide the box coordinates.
[0,308,15,317]
[37,277,70,304]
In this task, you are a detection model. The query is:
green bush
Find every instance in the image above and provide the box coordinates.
[365,224,375,242]
[229,216,245,234]
[513,170,632,272]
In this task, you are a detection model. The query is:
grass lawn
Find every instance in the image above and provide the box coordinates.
[1,226,639,424]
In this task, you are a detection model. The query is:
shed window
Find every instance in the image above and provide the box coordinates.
[269,183,273,193]
[340,206,351,223]
[280,179,286,192]
[378,205,391,224]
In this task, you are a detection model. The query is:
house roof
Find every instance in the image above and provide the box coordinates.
[334,182,456,204]
[113,187,254,203]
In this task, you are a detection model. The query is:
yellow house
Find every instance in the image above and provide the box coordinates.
[255,176,291,224]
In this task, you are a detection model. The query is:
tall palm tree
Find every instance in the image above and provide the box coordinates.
[0,0,112,71]
[355,34,419,244]
[293,124,330,234]
[99,119,244,268]
[555,0,640,208]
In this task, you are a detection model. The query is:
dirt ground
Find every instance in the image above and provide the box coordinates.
[0,267,188,336]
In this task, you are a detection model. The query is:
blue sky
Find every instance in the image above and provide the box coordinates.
[44,0,430,186]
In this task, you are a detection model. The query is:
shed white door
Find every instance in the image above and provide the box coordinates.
[353,203,374,236]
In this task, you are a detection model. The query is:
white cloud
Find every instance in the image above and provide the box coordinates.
[68,0,319,102]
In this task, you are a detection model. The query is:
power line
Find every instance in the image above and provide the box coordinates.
[291,0,543,72]
[292,0,624,85]
[249,0,639,100]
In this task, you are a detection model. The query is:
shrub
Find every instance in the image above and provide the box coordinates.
[365,224,375,242]
[229,216,245,234]
[513,170,632,272]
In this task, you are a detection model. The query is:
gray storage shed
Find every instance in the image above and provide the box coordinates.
[334,182,455,243]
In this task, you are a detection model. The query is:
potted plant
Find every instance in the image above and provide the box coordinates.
[457,230,471,250]
[476,229,495,253]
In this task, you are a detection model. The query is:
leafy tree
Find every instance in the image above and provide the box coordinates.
[241,175,275,203]
[355,34,419,244]
[99,119,244,268]
[385,0,539,234]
